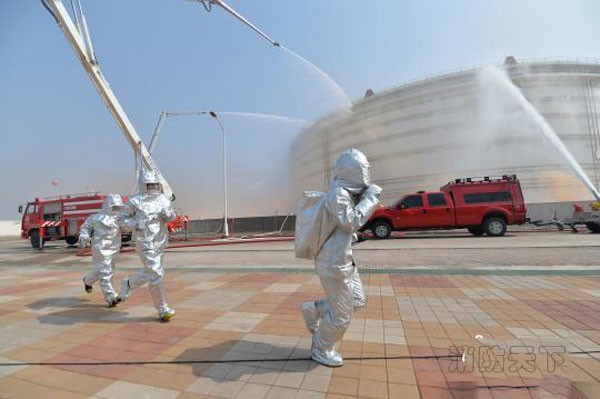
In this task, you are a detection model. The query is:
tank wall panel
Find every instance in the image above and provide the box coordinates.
[292,62,600,203]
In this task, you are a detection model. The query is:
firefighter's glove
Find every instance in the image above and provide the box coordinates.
[79,236,91,248]
[136,220,147,231]
[364,184,382,198]
[161,209,177,222]
[121,217,138,232]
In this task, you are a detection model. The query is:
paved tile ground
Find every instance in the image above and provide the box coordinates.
[1,264,599,398]
[2,231,600,270]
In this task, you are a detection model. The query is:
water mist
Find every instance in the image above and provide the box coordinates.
[482,67,600,200]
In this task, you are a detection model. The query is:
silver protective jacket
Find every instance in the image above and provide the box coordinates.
[126,163,175,251]
[125,193,176,253]
[80,194,124,302]
[313,149,381,352]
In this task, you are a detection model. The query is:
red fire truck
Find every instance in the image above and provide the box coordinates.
[19,193,131,249]
[364,175,527,238]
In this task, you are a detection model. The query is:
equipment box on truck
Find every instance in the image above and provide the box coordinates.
[365,175,527,238]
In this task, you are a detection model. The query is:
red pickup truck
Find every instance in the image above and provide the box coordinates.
[365,175,527,238]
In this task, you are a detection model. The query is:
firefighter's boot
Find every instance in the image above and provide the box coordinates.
[159,307,176,322]
[149,282,175,322]
[107,295,121,308]
[311,334,343,367]
[83,278,93,294]
[120,278,131,302]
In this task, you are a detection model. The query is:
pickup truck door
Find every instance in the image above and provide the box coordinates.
[424,193,455,227]
[393,194,428,229]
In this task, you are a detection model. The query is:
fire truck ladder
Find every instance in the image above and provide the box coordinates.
[41,0,175,200]
[41,0,283,200]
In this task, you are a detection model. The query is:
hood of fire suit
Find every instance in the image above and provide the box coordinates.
[138,168,162,196]
[332,149,371,195]
[102,194,125,214]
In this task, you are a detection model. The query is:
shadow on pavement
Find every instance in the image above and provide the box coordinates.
[176,340,316,379]
[28,296,157,325]
[28,296,98,310]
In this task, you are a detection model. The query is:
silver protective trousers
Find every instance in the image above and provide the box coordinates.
[313,260,366,351]
[84,255,118,302]
[314,259,354,351]
[351,259,366,308]
[127,249,169,313]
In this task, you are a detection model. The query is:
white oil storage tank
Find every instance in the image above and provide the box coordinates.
[292,58,600,209]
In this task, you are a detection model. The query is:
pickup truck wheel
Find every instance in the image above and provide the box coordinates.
[586,222,600,233]
[65,236,79,245]
[372,221,392,239]
[29,230,44,249]
[468,226,485,236]
[483,217,507,237]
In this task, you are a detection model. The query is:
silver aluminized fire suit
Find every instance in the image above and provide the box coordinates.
[306,149,381,367]
[80,194,125,307]
[120,169,177,321]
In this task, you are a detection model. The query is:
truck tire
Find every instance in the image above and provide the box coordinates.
[29,230,44,249]
[65,236,79,245]
[483,217,507,237]
[371,220,392,239]
[586,222,600,234]
[468,226,485,236]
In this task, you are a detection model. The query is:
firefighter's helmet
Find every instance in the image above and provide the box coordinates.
[103,194,125,213]
[138,168,162,195]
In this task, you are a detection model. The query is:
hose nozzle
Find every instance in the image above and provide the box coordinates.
[196,0,281,47]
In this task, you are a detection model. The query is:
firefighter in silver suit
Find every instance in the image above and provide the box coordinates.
[301,149,381,367]
[80,194,125,307]
[120,169,177,321]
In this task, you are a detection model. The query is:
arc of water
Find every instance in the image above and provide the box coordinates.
[484,67,600,200]
[218,111,308,125]
[280,46,353,110]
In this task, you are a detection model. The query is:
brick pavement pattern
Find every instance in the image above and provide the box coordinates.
[0,266,599,398]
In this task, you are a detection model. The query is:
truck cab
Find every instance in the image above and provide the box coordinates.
[390,192,455,230]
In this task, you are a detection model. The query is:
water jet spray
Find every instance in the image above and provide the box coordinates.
[193,0,351,111]
[483,67,600,201]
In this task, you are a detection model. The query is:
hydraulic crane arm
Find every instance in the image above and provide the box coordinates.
[41,0,175,200]
[196,0,280,47]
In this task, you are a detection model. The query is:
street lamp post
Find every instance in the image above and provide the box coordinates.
[147,110,230,238]
[209,111,229,238]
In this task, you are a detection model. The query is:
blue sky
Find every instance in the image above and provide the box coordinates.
[1,0,599,219]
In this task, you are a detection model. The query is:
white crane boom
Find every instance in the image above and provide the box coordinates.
[42,0,175,200]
